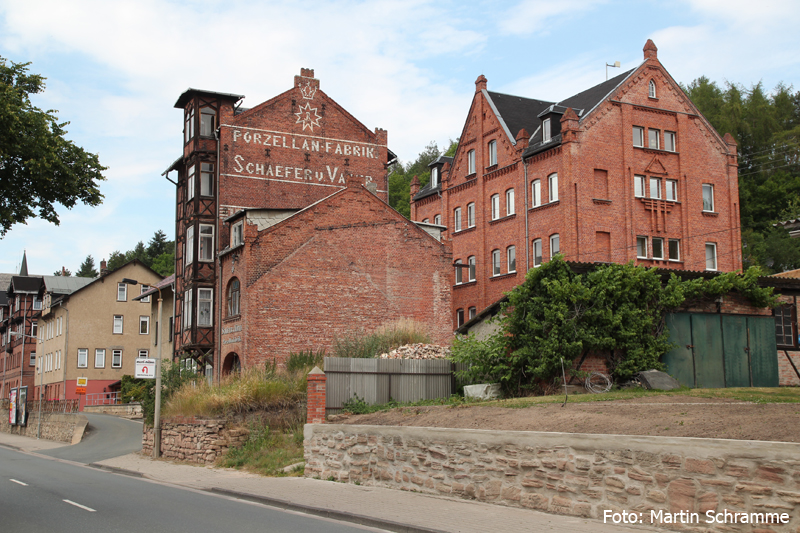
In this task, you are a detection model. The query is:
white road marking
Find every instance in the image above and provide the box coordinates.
[10,479,28,486]
[64,499,96,512]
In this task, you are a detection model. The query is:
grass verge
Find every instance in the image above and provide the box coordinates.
[220,423,305,476]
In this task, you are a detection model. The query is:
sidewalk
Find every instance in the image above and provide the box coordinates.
[1,431,658,533]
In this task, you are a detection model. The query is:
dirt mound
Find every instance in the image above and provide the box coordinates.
[377,343,450,359]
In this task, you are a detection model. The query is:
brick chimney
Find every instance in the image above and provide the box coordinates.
[61,266,67,276]
[410,175,420,198]
[560,108,582,144]
[100,260,108,276]
[475,74,487,93]
[643,39,658,60]
[516,128,530,151]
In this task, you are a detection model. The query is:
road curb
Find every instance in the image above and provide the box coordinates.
[87,463,144,477]
[208,487,449,533]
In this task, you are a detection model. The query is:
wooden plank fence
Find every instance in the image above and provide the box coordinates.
[324,357,469,414]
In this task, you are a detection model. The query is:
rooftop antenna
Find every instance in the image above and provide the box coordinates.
[606,61,621,81]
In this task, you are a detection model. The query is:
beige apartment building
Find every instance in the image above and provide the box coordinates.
[36,260,162,408]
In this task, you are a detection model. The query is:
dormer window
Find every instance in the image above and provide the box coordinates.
[200,107,216,137]
[431,167,439,187]
[543,118,551,143]
[232,220,244,247]
[649,80,657,98]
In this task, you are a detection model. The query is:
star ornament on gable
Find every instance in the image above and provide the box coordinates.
[295,103,322,132]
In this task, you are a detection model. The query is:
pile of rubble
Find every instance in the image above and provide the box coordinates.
[378,343,451,360]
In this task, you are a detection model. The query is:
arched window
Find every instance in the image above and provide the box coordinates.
[648,80,656,98]
[227,278,240,317]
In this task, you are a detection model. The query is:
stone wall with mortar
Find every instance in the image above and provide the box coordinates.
[304,424,800,532]
[0,411,87,444]
[142,417,249,465]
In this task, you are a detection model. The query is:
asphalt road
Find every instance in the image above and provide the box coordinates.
[0,446,383,533]
[39,413,143,463]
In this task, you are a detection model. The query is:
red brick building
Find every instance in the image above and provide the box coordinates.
[411,41,743,327]
[216,176,452,374]
[166,69,454,380]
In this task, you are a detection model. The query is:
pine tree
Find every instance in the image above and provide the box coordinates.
[76,255,98,277]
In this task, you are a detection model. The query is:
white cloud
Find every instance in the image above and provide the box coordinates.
[498,0,607,36]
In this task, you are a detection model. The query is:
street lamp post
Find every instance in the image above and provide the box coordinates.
[124,278,163,459]
[10,330,41,438]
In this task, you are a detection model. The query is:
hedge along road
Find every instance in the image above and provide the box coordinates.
[39,413,144,463]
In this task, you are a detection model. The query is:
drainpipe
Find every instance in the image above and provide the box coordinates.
[214,126,222,386]
[59,301,69,403]
[523,159,530,272]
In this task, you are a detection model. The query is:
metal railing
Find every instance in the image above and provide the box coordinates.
[1,398,80,413]
[85,392,121,406]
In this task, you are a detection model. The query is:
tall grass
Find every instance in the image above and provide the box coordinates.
[332,319,432,358]
[163,367,306,422]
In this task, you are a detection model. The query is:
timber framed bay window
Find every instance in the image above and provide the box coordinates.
[199,224,214,262]
[183,289,193,330]
[703,184,715,212]
[186,226,194,264]
[548,173,558,202]
[187,164,196,200]
[200,107,216,137]
[198,288,213,327]
[184,107,195,143]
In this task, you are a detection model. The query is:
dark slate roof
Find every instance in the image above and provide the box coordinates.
[174,88,245,109]
[559,69,633,116]
[428,155,453,168]
[485,91,553,142]
[8,276,42,295]
[413,183,441,202]
[134,274,175,300]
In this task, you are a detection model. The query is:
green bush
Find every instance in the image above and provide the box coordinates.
[286,348,325,373]
[332,319,431,358]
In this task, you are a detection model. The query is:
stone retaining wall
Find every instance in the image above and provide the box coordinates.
[0,412,87,444]
[142,417,249,464]
[304,424,800,532]
[84,403,143,418]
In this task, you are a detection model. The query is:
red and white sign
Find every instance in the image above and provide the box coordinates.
[135,358,156,379]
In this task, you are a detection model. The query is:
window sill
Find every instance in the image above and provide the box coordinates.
[465,173,477,180]
[633,146,679,155]
[485,164,498,172]
[223,315,241,323]
[452,226,476,237]
[490,272,517,281]
[529,200,560,212]
[702,211,719,217]
[489,213,516,226]
[454,281,477,289]
[592,198,612,205]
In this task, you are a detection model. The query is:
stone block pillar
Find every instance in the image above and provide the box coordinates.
[306,366,326,424]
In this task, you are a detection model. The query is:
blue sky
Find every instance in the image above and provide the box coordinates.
[1,0,799,276]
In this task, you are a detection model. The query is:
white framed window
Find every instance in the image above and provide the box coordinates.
[78,349,88,368]
[649,79,657,98]
[468,307,476,320]
[468,256,476,282]
[467,149,476,175]
[666,179,677,201]
[95,348,105,368]
[705,243,717,271]
[454,207,462,232]
[434,214,441,225]
[139,316,150,335]
[57,316,62,336]
[492,250,501,276]
[31,321,38,338]
[550,234,560,258]
[227,278,240,317]
[488,140,497,166]
[187,164,196,200]
[117,283,127,301]
[200,162,214,196]
[467,203,475,227]
[112,350,122,369]
[548,173,558,202]
[113,315,123,334]
[30,351,36,367]
[185,107,195,144]
[652,238,664,260]
[198,288,213,327]
[506,189,515,216]
[139,349,149,358]
[533,239,542,267]
[199,224,214,262]
[457,309,464,327]
[543,118,551,143]
[648,128,660,149]
[634,175,645,198]
[669,239,681,261]
[633,126,644,147]
[183,289,192,329]
[637,236,648,258]
[491,194,500,220]
[455,260,463,285]
[665,131,676,152]
[140,285,151,303]
[649,177,661,199]
[531,179,541,207]
[232,220,244,247]
[33,296,42,310]
[702,184,715,211]
[430,166,439,187]
[56,350,60,370]
[507,246,516,273]
[200,106,216,137]
[186,226,194,264]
